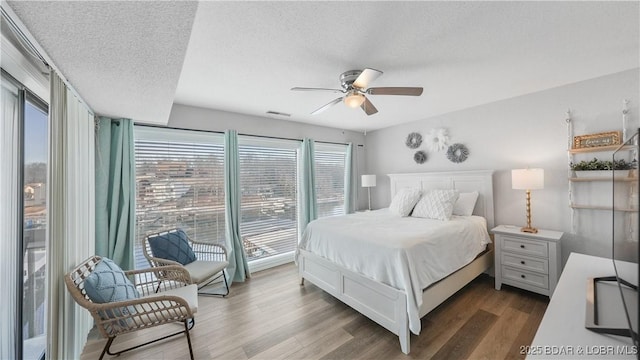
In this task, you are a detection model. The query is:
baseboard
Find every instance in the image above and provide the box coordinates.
[248,251,294,273]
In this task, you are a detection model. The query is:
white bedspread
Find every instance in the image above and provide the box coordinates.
[295,209,491,335]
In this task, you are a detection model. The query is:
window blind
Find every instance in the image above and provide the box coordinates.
[238,137,298,261]
[315,143,347,218]
[134,127,225,269]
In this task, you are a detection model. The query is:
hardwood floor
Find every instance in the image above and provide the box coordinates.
[80,263,548,360]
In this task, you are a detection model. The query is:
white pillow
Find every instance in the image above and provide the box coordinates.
[389,188,422,217]
[452,191,479,216]
[412,189,460,221]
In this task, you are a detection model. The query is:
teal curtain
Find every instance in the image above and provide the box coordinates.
[95,117,135,270]
[224,130,250,283]
[300,138,317,230]
[343,143,358,214]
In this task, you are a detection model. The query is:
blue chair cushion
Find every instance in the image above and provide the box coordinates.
[84,257,138,318]
[148,229,197,265]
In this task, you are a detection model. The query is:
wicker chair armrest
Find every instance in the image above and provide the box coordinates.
[91,294,195,337]
[125,264,190,281]
[144,254,182,268]
[125,265,192,295]
[89,293,190,312]
[188,240,228,262]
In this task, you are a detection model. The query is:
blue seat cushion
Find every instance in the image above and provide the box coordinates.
[84,257,138,318]
[148,229,197,265]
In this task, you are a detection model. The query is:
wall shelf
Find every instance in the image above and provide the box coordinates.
[568,145,634,154]
[566,101,636,233]
[570,204,638,212]
[569,177,637,182]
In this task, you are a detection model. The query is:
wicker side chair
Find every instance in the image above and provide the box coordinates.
[65,256,198,360]
[144,228,230,297]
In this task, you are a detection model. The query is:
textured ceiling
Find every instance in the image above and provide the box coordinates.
[7,0,198,124]
[5,1,639,131]
[176,1,639,131]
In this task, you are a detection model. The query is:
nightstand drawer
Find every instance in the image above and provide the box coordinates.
[502,253,548,274]
[502,266,549,289]
[502,236,548,258]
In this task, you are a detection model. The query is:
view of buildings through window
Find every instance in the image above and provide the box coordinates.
[23,97,48,360]
[134,130,226,269]
[315,143,347,218]
[239,140,299,260]
[134,127,347,270]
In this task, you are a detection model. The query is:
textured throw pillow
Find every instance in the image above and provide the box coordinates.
[452,191,479,216]
[389,187,422,217]
[148,229,197,265]
[84,257,138,318]
[412,189,460,220]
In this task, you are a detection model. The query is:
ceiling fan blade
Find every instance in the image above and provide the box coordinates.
[367,87,423,96]
[353,68,383,89]
[360,97,378,116]
[291,87,345,93]
[311,97,344,115]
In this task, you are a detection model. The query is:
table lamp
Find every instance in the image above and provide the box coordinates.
[361,174,376,211]
[512,168,544,233]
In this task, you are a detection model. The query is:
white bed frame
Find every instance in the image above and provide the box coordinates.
[298,170,495,354]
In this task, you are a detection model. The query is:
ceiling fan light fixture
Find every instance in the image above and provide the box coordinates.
[344,92,365,108]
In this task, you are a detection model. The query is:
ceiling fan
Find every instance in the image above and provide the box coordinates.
[291,68,423,116]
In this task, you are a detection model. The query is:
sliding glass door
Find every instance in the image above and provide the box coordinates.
[22,95,48,360]
[1,71,48,360]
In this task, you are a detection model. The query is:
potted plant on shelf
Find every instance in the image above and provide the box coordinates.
[570,158,637,178]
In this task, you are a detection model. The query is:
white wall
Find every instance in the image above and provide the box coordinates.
[166,104,370,209]
[364,68,640,266]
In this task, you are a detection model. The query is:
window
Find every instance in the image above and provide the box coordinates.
[1,72,49,360]
[134,127,225,269]
[239,137,298,261]
[315,143,348,218]
[22,96,48,360]
[133,129,350,269]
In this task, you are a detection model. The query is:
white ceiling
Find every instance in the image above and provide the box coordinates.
[6,1,639,131]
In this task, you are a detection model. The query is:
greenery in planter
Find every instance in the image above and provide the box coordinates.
[570,157,637,171]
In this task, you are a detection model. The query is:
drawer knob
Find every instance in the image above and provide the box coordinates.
[520,245,525,249]
[520,261,525,265]
[521,274,526,279]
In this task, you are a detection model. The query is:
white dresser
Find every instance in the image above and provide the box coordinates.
[529,253,636,359]
[492,225,563,297]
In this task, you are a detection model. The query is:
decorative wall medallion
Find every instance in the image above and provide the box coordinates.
[446,143,469,163]
[414,150,427,164]
[426,128,449,152]
[405,132,423,149]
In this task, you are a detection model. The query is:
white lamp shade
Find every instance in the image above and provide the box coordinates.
[361,174,376,187]
[512,168,544,190]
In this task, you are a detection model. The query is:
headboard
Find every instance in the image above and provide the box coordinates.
[387,170,495,229]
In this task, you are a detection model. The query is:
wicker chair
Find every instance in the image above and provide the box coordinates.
[65,256,198,360]
[144,229,230,297]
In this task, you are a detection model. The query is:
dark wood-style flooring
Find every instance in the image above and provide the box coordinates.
[80,263,548,360]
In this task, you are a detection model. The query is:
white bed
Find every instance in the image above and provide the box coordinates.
[296,170,495,354]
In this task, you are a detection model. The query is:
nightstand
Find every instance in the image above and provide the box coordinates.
[491,225,563,297]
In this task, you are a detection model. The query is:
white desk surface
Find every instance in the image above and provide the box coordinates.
[529,252,637,359]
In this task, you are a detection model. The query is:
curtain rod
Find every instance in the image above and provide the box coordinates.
[1,7,47,66]
[135,123,364,147]
[1,4,95,114]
